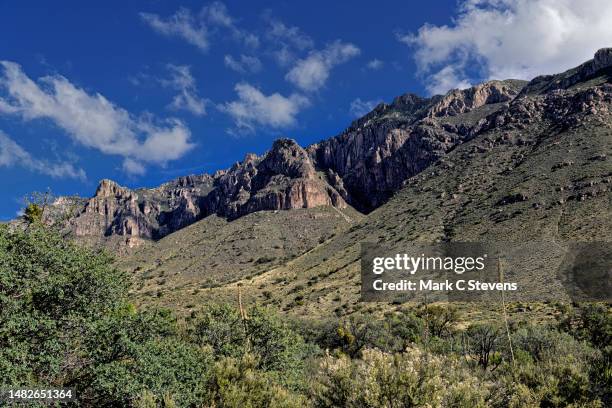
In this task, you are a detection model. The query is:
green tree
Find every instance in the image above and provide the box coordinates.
[23,203,44,224]
[208,354,305,408]
[0,224,128,386]
[191,304,309,389]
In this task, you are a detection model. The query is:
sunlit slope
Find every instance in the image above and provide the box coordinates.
[210,81,612,318]
[123,206,362,310]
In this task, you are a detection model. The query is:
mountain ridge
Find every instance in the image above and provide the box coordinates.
[121,49,611,315]
[49,49,612,251]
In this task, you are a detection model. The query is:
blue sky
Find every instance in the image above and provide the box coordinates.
[1,0,611,219]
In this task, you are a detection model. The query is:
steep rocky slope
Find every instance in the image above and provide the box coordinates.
[61,139,347,247]
[64,174,214,247]
[57,80,526,247]
[122,206,362,306]
[308,79,526,211]
[54,48,612,285]
[131,49,611,316]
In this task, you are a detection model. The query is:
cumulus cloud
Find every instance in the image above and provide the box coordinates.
[0,130,86,180]
[366,59,384,70]
[219,83,309,133]
[140,8,209,51]
[266,19,314,66]
[401,0,612,95]
[286,41,361,92]
[349,98,382,118]
[224,54,263,74]
[0,61,194,175]
[161,64,208,116]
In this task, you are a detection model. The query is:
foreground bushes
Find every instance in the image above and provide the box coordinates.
[311,348,489,408]
[1,225,610,407]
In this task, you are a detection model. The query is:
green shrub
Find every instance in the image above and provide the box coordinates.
[465,323,504,370]
[416,304,459,338]
[191,304,310,389]
[0,224,128,386]
[208,354,306,408]
[87,338,213,407]
[23,203,43,223]
[311,348,490,408]
[559,303,612,349]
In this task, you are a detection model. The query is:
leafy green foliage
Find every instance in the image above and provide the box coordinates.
[207,354,306,408]
[1,224,609,406]
[88,338,213,407]
[311,348,489,408]
[0,224,128,386]
[23,203,43,224]
[191,303,310,389]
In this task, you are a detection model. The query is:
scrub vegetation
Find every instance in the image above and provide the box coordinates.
[1,225,610,407]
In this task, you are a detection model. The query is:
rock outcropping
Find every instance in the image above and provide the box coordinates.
[308,79,526,211]
[203,138,346,219]
[64,139,346,243]
[66,175,214,242]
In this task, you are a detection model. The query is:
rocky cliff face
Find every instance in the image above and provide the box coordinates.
[307,79,525,211]
[64,175,214,245]
[64,139,346,244]
[203,138,346,220]
[57,48,612,245]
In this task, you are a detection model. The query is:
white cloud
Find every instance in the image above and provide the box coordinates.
[224,54,263,74]
[140,8,209,51]
[286,41,361,92]
[266,19,314,66]
[349,98,382,118]
[141,3,258,51]
[161,64,207,116]
[202,1,260,48]
[366,59,384,70]
[402,0,612,94]
[203,1,234,27]
[219,83,309,132]
[425,66,472,95]
[0,130,86,180]
[122,157,146,176]
[0,61,194,175]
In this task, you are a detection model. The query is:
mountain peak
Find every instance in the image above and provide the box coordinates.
[263,138,314,179]
[94,179,130,197]
[520,47,612,96]
[427,79,525,117]
[593,47,612,70]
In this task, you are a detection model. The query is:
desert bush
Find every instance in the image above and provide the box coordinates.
[464,323,504,370]
[311,347,490,408]
[416,304,459,338]
[491,325,604,407]
[207,353,306,408]
[191,304,310,389]
[492,353,601,407]
[559,303,612,349]
[512,325,593,363]
[317,311,424,358]
[87,338,214,407]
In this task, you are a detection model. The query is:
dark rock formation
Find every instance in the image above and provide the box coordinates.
[307,80,525,211]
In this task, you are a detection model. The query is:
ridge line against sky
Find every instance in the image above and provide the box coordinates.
[1,0,611,218]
